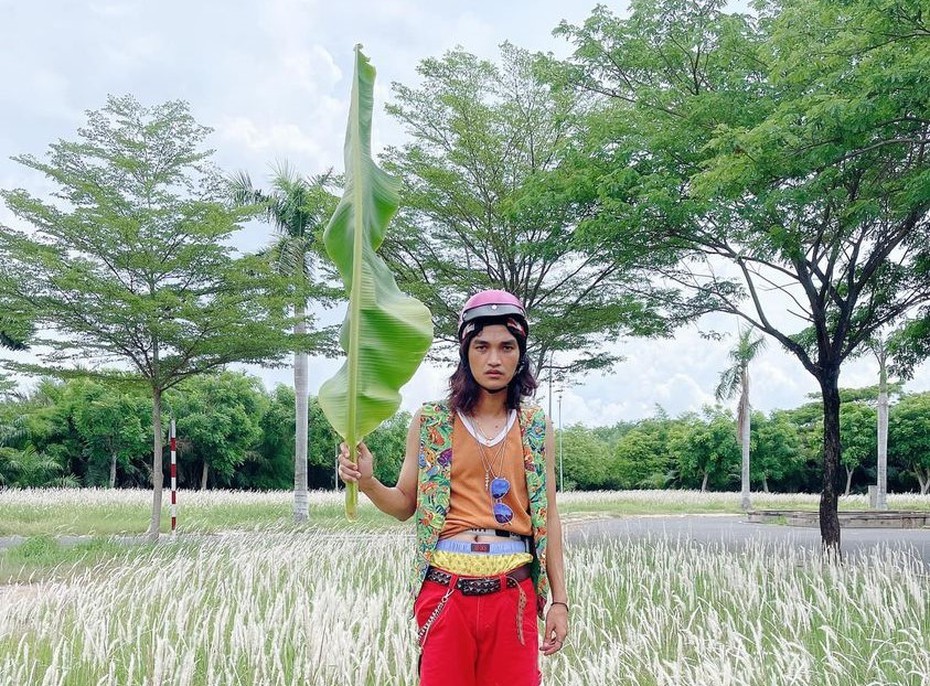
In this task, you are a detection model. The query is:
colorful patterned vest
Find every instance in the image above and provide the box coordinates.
[413,400,551,617]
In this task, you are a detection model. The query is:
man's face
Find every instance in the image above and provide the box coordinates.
[467,324,521,392]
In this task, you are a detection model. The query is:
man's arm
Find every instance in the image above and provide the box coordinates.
[540,416,569,655]
[337,409,421,521]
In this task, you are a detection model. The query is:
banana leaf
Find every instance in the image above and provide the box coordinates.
[319,46,433,520]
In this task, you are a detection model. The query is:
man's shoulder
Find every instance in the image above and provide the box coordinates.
[519,403,546,423]
[419,399,451,418]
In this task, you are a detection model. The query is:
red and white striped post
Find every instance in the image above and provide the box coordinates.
[170,418,178,536]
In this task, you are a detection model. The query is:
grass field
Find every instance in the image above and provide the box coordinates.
[1,489,929,685]
[4,487,929,538]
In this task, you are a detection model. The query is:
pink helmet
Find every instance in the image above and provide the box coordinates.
[458,289,528,341]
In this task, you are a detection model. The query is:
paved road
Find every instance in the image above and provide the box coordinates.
[3,516,930,565]
[565,514,930,566]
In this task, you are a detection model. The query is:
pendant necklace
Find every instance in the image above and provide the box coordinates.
[472,415,508,492]
[476,433,508,492]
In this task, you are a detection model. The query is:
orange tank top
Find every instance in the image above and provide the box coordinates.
[441,415,532,537]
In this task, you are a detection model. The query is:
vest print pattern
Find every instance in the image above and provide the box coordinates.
[413,400,550,618]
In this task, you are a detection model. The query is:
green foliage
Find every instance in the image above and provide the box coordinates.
[231,165,339,285]
[559,0,930,362]
[318,48,433,519]
[0,444,63,488]
[715,329,766,402]
[888,392,930,494]
[750,410,807,491]
[560,424,612,490]
[70,381,151,488]
[166,372,267,489]
[4,369,930,496]
[0,95,299,532]
[839,402,877,476]
[364,410,411,487]
[229,163,341,341]
[668,409,740,491]
[230,163,342,521]
[307,395,340,486]
[248,384,300,490]
[558,0,930,546]
[612,418,676,490]
[0,378,152,488]
[381,42,669,377]
[0,96,295,388]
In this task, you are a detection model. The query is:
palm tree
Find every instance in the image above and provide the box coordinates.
[231,164,338,522]
[715,327,766,511]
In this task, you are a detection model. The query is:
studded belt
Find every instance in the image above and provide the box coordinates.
[425,564,531,596]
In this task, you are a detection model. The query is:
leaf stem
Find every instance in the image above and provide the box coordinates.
[345,48,366,522]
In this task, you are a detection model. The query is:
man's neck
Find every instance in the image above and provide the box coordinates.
[472,390,509,420]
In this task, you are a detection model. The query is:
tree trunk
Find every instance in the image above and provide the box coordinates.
[701,471,709,492]
[201,461,209,490]
[916,468,930,496]
[293,302,309,523]
[148,383,163,540]
[739,368,751,511]
[876,349,889,509]
[762,475,769,493]
[844,465,854,497]
[819,369,842,556]
[109,453,117,488]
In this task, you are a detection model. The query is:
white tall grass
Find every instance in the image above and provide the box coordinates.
[0,488,346,509]
[4,487,928,511]
[2,526,928,685]
[556,489,930,511]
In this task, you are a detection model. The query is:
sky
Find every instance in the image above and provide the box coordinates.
[1,0,928,427]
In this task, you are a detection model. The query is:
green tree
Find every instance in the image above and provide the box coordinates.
[70,379,150,488]
[560,424,611,490]
[0,383,70,487]
[0,264,32,351]
[668,409,740,492]
[0,96,295,536]
[22,379,86,482]
[166,371,267,489]
[839,401,877,496]
[381,43,667,378]
[558,0,930,551]
[751,410,804,493]
[611,415,675,489]
[364,410,412,487]
[247,384,299,490]
[0,298,30,351]
[715,327,766,509]
[888,392,930,495]
[0,444,64,487]
[307,396,340,489]
[230,165,338,520]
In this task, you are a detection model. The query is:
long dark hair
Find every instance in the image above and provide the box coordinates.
[448,320,538,415]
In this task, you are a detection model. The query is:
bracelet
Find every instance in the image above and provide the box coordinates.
[550,601,569,612]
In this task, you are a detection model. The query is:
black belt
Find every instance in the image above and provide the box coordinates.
[425,564,531,596]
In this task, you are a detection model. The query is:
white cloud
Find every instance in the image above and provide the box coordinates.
[100,33,163,70]
[89,2,134,18]
[217,116,326,160]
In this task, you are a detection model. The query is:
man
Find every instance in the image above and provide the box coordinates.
[338,289,569,686]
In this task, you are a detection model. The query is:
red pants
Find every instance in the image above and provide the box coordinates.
[414,575,541,686]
